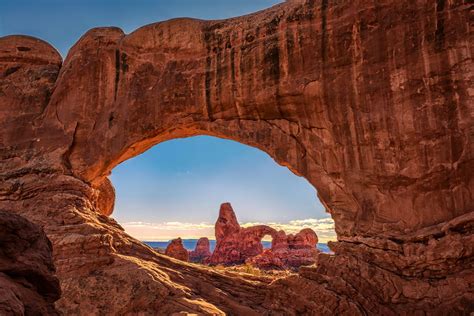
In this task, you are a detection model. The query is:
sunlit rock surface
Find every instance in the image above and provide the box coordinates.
[247,227,320,270]
[210,203,278,264]
[0,0,472,314]
[209,203,320,269]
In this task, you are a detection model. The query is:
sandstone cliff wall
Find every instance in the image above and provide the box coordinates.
[0,0,472,314]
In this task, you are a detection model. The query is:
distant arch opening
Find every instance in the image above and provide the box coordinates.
[261,234,273,250]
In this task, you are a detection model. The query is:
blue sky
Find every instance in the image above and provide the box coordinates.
[1,1,335,241]
[111,136,325,224]
[111,136,334,242]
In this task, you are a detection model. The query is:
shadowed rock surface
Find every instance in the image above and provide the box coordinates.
[189,237,212,264]
[0,211,60,315]
[0,0,473,314]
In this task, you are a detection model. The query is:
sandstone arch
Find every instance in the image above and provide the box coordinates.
[210,202,281,265]
[0,0,472,314]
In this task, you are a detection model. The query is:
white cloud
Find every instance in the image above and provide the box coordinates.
[241,217,336,242]
[121,217,336,243]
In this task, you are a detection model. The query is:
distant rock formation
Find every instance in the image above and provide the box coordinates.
[189,237,211,264]
[152,247,165,254]
[165,238,189,262]
[0,211,61,315]
[247,228,320,270]
[208,203,320,269]
[209,203,278,265]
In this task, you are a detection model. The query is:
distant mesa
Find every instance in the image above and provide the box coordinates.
[164,203,320,270]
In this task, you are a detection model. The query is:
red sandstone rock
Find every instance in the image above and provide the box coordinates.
[93,177,116,216]
[288,228,318,249]
[215,203,241,241]
[165,238,189,262]
[209,203,320,269]
[0,0,472,314]
[0,211,60,315]
[246,249,283,270]
[189,237,211,264]
[271,230,289,251]
[209,203,279,265]
[248,228,320,270]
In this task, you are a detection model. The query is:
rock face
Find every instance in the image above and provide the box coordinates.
[165,238,189,262]
[189,237,212,264]
[0,0,472,314]
[0,211,61,315]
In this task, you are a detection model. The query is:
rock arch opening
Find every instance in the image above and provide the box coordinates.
[108,135,336,257]
[1,0,471,313]
[261,235,273,249]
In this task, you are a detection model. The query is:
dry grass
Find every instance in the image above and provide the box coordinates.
[221,263,295,278]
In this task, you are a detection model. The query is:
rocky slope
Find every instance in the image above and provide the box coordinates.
[0,0,472,314]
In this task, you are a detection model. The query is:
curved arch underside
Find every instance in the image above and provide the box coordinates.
[0,0,472,314]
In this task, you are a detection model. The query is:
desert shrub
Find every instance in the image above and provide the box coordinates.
[241,263,261,276]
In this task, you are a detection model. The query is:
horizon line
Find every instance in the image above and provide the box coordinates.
[140,238,336,243]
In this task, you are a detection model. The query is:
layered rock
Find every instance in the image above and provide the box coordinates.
[189,237,212,264]
[0,211,60,315]
[165,238,189,262]
[0,0,472,314]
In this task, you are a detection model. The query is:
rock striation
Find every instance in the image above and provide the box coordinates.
[165,238,189,262]
[0,211,60,315]
[189,237,212,264]
[0,0,472,314]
